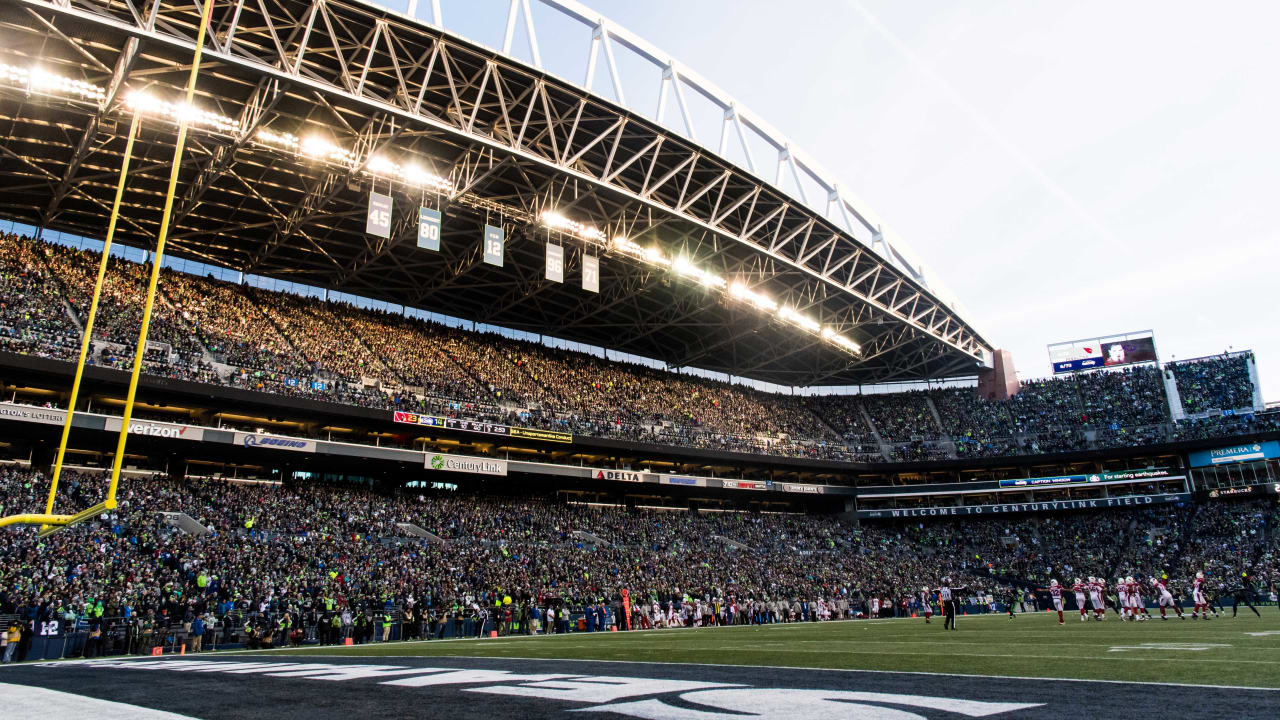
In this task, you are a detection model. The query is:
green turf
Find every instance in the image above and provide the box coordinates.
[258,611,1280,687]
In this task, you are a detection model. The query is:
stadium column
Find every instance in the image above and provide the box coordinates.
[103,0,218,510]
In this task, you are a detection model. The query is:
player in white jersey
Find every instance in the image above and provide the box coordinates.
[1152,577,1185,620]
[919,587,934,623]
[1191,572,1216,619]
[1046,579,1065,625]
[1116,578,1130,620]
[1125,577,1147,621]
[1071,578,1089,621]
[1089,577,1106,620]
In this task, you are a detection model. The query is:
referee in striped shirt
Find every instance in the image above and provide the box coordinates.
[938,578,966,631]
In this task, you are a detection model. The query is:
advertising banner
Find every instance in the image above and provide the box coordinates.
[233,432,316,453]
[0,402,67,426]
[393,411,573,443]
[592,469,651,483]
[997,468,1173,489]
[426,452,508,476]
[104,417,205,441]
[1188,440,1280,467]
[417,206,442,251]
[859,493,1190,519]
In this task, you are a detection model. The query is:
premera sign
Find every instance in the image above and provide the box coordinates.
[1188,441,1280,467]
[426,452,508,476]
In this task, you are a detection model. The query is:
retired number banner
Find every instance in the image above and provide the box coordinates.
[366,191,392,238]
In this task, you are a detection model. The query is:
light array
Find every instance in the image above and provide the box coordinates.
[255,128,451,190]
[612,236,671,267]
[127,91,241,133]
[365,154,454,191]
[0,63,105,102]
[543,211,860,355]
[673,255,726,289]
[541,211,606,242]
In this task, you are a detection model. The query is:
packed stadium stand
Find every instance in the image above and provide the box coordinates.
[1,464,1276,655]
[0,232,1275,465]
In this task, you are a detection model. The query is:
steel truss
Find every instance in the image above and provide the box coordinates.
[0,0,993,386]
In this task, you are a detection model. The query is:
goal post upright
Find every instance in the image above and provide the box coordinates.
[0,0,218,533]
[42,110,142,522]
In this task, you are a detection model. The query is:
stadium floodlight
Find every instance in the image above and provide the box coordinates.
[777,305,820,333]
[296,133,356,165]
[673,255,726,289]
[0,63,105,103]
[256,128,451,189]
[541,210,607,242]
[729,282,778,312]
[127,91,241,134]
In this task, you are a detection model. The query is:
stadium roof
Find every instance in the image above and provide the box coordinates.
[0,0,994,386]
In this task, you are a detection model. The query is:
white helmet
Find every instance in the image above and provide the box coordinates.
[942,577,950,584]
[1196,571,1204,579]
[1074,578,1081,585]
[1088,576,1096,583]
[1050,579,1059,586]
[1125,576,1134,584]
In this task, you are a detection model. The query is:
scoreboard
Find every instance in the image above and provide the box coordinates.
[1048,331,1158,374]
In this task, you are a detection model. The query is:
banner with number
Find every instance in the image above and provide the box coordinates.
[582,254,599,293]
[417,207,442,251]
[545,243,564,283]
[483,224,504,267]
[366,191,392,238]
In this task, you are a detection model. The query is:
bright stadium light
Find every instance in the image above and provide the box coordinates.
[673,255,726,289]
[255,127,451,189]
[777,305,820,332]
[0,63,105,103]
[729,282,778,312]
[127,90,240,133]
[541,210,606,242]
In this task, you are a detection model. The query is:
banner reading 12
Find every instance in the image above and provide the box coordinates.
[483,224,504,266]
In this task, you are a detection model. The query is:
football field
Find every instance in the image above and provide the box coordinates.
[259,610,1280,687]
[6,612,1280,719]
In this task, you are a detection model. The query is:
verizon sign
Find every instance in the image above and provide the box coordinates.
[105,417,205,441]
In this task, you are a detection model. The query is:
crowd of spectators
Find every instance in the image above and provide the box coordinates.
[1169,353,1257,414]
[0,233,1274,464]
[2,464,1275,660]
